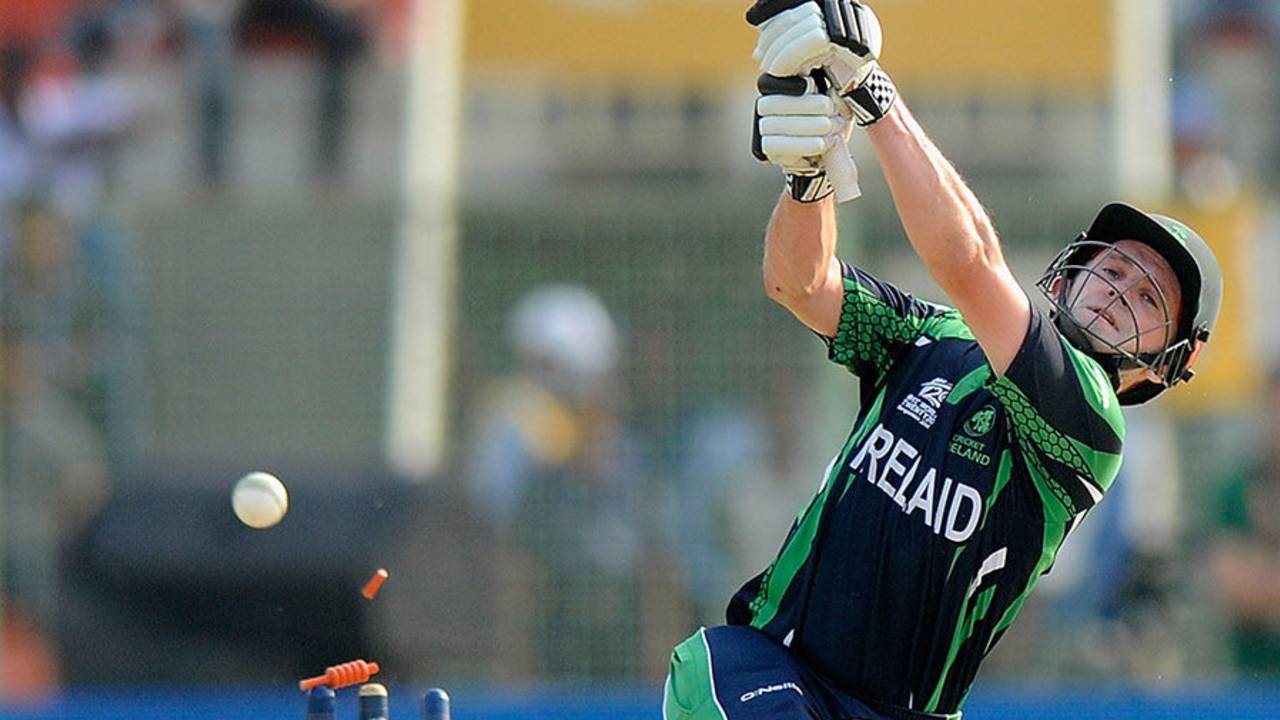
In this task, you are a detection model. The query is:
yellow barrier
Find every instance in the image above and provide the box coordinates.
[464,0,1112,91]
[1160,196,1261,413]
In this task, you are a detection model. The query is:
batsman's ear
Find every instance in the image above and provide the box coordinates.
[746,0,814,27]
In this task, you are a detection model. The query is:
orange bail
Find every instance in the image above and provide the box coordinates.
[298,659,381,691]
[361,569,390,600]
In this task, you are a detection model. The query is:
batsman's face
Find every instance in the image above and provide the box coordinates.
[1063,239,1183,356]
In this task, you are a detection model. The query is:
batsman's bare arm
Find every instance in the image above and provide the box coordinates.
[762,192,844,337]
[764,98,1031,375]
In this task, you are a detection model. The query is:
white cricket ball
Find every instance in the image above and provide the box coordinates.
[231,471,289,529]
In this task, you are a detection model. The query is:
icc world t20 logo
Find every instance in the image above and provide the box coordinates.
[964,406,996,437]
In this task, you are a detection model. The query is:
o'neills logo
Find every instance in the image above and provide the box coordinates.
[740,682,803,703]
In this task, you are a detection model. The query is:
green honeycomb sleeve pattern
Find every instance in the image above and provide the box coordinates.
[987,375,1098,515]
[829,279,928,376]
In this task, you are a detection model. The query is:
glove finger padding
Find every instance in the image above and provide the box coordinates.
[752,0,885,97]
[747,71,855,202]
[745,0,813,27]
[755,2,894,126]
[757,72,823,96]
[757,92,838,119]
[822,0,880,58]
[756,8,832,76]
[753,5,825,63]
[760,135,830,165]
[752,72,851,193]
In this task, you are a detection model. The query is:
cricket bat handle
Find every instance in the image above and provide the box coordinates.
[824,135,860,203]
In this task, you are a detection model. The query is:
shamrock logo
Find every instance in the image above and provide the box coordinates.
[964,406,996,437]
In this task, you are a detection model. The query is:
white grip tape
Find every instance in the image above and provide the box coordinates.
[824,135,861,203]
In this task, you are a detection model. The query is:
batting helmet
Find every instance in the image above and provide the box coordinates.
[1036,202,1223,406]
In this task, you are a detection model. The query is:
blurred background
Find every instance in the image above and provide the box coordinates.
[1,0,1279,717]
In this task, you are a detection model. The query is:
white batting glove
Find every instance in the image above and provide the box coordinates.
[753,2,878,81]
[752,73,855,202]
[749,0,896,127]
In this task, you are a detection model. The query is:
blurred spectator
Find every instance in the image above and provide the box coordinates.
[0,596,61,701]
[0,198,133,452]
[179,0,239,187]
[465,285,657,680]
[179,0,368,188]
[1005,409,1188,681]
[1,320,111,697]
[1174,0,1280,191]
[1209,367,1280,676]
[672,406,770,626]
[467,284,620,523]
[672,371,812,628]
[21,13,143,223]
[0,9,151,467]
[0,46,38,234]
[0,1,80,49]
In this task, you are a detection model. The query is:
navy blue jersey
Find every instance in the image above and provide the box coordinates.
[727,261,1125,715]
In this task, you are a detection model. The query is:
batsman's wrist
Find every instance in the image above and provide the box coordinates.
[785,170,834,203]
[841,63,897,127]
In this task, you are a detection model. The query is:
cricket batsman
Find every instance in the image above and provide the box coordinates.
[664,1,1224,718]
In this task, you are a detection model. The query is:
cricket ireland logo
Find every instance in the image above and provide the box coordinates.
[964,406,996,437]
[951,405,995,466]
